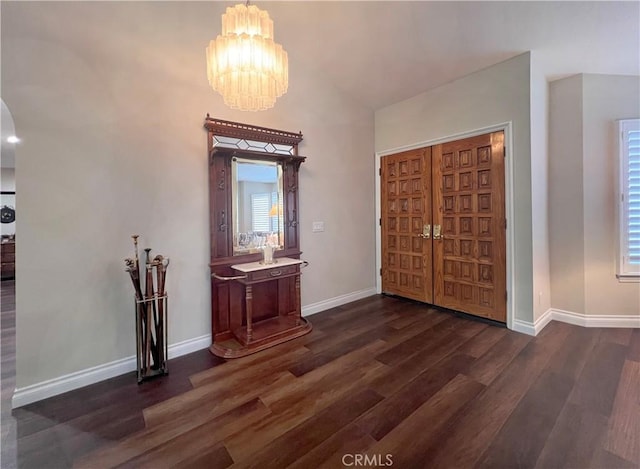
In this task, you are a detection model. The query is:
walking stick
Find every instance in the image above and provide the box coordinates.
[144,248,162,371]
[125,258,147,374]
[154,255,169,369]
[130,235,147,371]
[153,254,166,368]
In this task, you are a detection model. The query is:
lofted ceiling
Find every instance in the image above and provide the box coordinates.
[262,1,640,110]
[1,0,638,157]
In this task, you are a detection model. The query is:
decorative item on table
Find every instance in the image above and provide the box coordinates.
[261,243,275,264]
[124,234,170,383]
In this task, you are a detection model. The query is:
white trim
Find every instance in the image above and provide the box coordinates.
[617,274,640,283]
[302,287,377,317]
[512,308,554,336]
[535,308,555,334]
[374,122,516,331]
[550,309,640,328]
[511,318,537,336]
[11,334,212,409]
[513,308,640,337]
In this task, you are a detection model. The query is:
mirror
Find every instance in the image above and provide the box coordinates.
[232,157,284,255]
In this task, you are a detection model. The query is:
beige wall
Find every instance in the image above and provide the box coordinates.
[375,53,534,324]
[549,74,640,316]
[2,2,375,389]
[549,75,585,313]
[582,75,640,315]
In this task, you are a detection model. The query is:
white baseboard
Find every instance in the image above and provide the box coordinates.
[11,288,378,408]
[511,309,553,336]
[550,309,640,328]
[11,334,211,409]
[511,318,536,336]
[511,308,640,337]
[302,287,378,317]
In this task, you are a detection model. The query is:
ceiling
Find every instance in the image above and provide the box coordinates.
[263,1,640,110]
[1,1,638,170]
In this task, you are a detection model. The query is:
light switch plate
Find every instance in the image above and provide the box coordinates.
[312,221,325,232]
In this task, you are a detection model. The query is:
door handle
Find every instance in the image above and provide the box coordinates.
[433,224,442,240]
[418,224,431,239]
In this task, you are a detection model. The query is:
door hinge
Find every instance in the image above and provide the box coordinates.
[379,268,382,276]
[379,167,382,176]
[379,218,382,226]
[504,218,507,229]
[505,291,508,301]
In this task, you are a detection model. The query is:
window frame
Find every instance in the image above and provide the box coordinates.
[617,118,640,281]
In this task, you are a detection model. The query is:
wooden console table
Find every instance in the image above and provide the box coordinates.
[210,257,311,358]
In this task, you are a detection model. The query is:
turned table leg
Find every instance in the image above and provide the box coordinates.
[246,284,253,341]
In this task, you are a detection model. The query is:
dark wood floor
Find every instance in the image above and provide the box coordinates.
[1,280,639,469]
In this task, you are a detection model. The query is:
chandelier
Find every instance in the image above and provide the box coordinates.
[206,2,289,111]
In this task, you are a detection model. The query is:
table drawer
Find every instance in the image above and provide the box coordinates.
[247,264,298,281]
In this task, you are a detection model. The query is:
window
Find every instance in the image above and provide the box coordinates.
[618,119,640,279]
[251,192,279,232]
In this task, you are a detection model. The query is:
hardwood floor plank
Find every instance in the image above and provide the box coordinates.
[589,447,638,469]
[285,423,377,469]
[142,370,295,428]
[603,359,640,465]
[189,346,310,388]
[455,323,508,358]
[420,322,573,468]
[303,310,402,353]
[386,306,438,330]
[357,353,473,440]
[546,325,600,381]
[76,397,269,468]
[465,331,530,386]
[567,340,627,417]
[627,328,640,362]
[224,344,388,462]
[168,443,234,469]
[232,389,383,469]
[367,374,485,468]
[476,370,574,468]
[534,402,609,469]
[260,340,387,409]
[188,340,309,388]
[370,331,474,397]
[309,296,399,331]
[18,413,143,468]
[374,316,456,366]
[598,327,633,346]
[288,325,395,377]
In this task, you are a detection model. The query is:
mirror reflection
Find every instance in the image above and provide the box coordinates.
[232,157,284,255]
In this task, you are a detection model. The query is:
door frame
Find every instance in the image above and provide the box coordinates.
[375,122,515,331]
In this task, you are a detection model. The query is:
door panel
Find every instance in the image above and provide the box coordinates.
[432,131,506,322]
[381,148,433,303]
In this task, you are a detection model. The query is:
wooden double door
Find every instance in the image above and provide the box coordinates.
[381,131,506,322]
